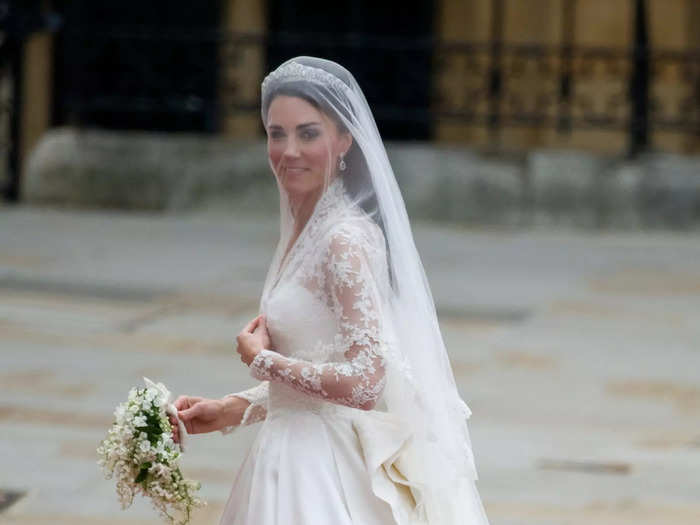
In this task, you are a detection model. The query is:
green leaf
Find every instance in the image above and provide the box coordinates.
[134,465,149,484]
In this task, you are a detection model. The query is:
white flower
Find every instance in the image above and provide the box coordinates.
[98,381,206,523]
[114,404,126,421]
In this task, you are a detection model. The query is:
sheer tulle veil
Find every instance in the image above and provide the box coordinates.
[258,56,489,524]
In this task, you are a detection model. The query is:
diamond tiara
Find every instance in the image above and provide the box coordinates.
[261,61,351,97]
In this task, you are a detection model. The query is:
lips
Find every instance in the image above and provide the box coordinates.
[284,166,309,174]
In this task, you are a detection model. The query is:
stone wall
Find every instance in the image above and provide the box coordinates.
[23,127,700,230]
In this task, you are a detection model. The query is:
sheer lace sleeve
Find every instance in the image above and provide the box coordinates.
[219,381,269,435]
[249,224,388,411]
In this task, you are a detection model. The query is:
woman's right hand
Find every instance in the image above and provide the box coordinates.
[170,395,225,443]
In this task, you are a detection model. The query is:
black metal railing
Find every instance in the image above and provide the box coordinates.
[0,0,61,202]
[55,28,699,146]
[3,0,700,202]
[432,0,698,154]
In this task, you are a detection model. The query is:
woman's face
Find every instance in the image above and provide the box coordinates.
[266,95,351,198]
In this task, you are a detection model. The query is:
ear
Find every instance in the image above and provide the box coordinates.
[338,131,352,157]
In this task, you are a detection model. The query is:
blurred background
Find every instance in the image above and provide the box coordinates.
[1,1,698,524]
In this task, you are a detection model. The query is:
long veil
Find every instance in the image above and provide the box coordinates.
[258,56,489,524]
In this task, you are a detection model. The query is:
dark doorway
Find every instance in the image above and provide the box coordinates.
[267,1,435,140]
[52,1,221,133]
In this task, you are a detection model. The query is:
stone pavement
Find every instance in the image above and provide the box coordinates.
[1,204,699,524]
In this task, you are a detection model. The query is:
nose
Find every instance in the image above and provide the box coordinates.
[282,136,301,159]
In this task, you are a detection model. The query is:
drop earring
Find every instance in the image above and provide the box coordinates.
[339,153,346,171]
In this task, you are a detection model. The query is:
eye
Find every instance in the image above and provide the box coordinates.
[300,129,320,140]
[268,130,285,139]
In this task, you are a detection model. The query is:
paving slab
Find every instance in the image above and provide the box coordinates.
[1,205,699,524]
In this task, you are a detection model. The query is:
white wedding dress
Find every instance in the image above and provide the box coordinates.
[218,179,424,525]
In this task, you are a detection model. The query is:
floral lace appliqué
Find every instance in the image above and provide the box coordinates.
[249,222,390,411]
[220,381,269,435]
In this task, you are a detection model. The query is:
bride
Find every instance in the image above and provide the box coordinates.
[170,56,490,525]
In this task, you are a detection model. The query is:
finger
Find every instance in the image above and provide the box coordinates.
[235,333,249,354]
[175,395,201,410]
[167,414,180,440]
[248,316,262,333]
[241,317,257,333]
[178,403,200,422]
[253,317,268,336]
[243,315,262,334]
[177,412,195,434]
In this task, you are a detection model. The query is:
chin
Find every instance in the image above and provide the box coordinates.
[281,176,322,197]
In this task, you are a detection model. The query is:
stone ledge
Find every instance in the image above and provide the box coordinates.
[23,127,275,212]
[22,127,700,230]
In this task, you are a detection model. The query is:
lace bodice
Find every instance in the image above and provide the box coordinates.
[222,179,393,434]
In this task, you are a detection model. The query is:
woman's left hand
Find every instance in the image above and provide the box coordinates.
[236,314,272,366]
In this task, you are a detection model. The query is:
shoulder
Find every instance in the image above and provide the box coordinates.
[323,213,385,262]
[317,213,389,296]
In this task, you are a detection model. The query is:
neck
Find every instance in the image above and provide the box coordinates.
[290,192,319,234]
[289,177,338,234]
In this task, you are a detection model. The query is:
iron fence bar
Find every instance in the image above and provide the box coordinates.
[629,0,650,156]
[49,25,700,151]
[4,38,21,202]
[488,0,504,148]
[557,0,575,134]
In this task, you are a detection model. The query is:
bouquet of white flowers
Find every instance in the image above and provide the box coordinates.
[97,377,206,524]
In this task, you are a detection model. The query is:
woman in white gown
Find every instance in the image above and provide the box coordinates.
[171,57,490,525]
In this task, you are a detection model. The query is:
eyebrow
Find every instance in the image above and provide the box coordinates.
[268,122,321,130]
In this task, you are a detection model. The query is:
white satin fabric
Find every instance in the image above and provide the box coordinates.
[219,179,426,524]
[219,56,491,524]
[219,386,423,525]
